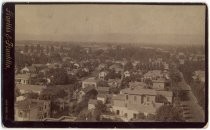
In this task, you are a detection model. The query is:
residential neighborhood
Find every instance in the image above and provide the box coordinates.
[14,42,205,122]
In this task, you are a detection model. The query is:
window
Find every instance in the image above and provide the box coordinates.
[39,107,43,111]
[133,113,137,119]
[44,113,47,118]
[18,111,23,117]
[147,96,150,101]
[141,95,144,104]
[116,110,120,115]
[126,95,129,100]
[125,103,127,107]
[134,96,137,101]
[124,113,128,118]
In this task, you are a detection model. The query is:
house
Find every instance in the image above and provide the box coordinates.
[32,64,47,69]
[143,70,163,81]
[47,63,62,69]
[179,59,185,65]
[55,98,66,111]
[112,87,172,120]
[17,84,46,95]
[98,71,108,80]
[62,57,72,62]
[20,66,36,74]
[129,81,146,89]
[132,61,140,68]
[192,70,205,83]
[163,63,169,70]
[78,86,97,102]
[108,79,121,88]
[16,96,26,101]
[82,77,98,89]
[73,63,80,69]
[15,73,31,85]
[97,94,108,104]
[152,78,166,90]
[68,69,79,76]
[97,87,110,94]
[88,99,101,110]
[109,64,123,73]
[124,71,131,78]
[97,63,106,71]
[15,99,51,121]
[82,68,89,73]
[156,91,173,103]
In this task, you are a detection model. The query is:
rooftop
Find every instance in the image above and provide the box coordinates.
[129,81,146,88]
[83,86,96,93]
[144,70,163,77]
[15,73,30,79]
[15,99,49,110]
[152,78,166,83]
[88,99,99,105]
[17,84,46,92]
[121,87,157,96]
[156,90,173,97]
[83,77,97,82]
[112,94,126,100]
[97,94,107,98]
[97,87,109,92]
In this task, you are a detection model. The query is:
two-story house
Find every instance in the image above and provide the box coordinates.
[15,74,31,85]
[82,77,98,89]
[112,87,173,121]
[98,71,108,80]
[15,99,51,121]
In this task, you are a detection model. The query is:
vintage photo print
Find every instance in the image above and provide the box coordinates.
[2,3,208,128]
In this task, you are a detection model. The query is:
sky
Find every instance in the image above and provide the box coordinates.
[15,4,206,45]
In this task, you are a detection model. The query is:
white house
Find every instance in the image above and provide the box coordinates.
[99,71,108,80]
[124,71,131,78]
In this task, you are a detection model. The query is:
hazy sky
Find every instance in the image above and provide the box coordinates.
[16,4,206,45]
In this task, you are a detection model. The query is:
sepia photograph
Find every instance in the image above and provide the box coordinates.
[12,3,206,124]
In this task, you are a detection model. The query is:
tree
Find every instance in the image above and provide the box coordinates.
[170,70,182,83]
[124,61,133,71]
[155,95,169,103]
[156,104,183,122]
[48,68,69,85]
[97,80,108,87]
[145,78,153,88]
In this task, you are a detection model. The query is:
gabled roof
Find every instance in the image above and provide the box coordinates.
[17,84,46,92]
[109,64,123,69]
[121,88,156,96]
[129,81,146,88]
[108,79,121,83]
[15,99,50,110]
[97,94,107,98]
[112,94,126,100]
[83,86,96,93]
[15,73,30,79]
[83,77,97,82]
[156,90,173,97]
[97,87,109,92]
[152,78,166,83]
